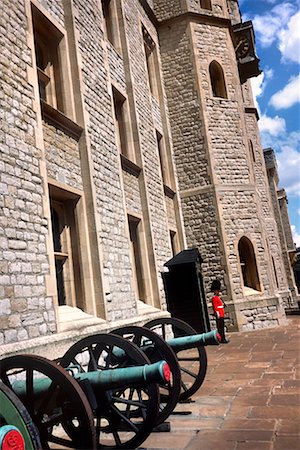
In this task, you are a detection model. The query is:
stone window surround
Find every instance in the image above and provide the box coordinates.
[142,25,160,100]
[237,235,262,295]
[112,85,136,164]
[200,0,212,11]
[169,229,180,257]
[48,180,99,321]
[209,59,228,99]
[127,213,152,305]
[101,0,122,55]
[156,129,173,190]
[30,0,76,123]
[249,139,256,162]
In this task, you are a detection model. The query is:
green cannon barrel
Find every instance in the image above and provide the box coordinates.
[12,361,170,399]
[111,330,221,361]
[167,330,221,352]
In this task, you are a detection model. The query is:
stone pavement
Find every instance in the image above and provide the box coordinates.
[140,316,300,450]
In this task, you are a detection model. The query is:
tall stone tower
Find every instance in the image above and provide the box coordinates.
[155,0,289,331]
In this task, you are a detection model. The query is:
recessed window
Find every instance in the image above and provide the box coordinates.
[143,27,159,98]
[249,140,256,162]
[209,61,227,99]
[169,230,178,257]
[31,4,65,112]
[156,131,171,187]
[49,186,84,310]
[101,0,120,51]
[238,236,261,292]
[128,216,147,302]
[113,88,131,160]
[200,0,212,10]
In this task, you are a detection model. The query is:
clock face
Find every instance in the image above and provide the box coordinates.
[236,36,250,59]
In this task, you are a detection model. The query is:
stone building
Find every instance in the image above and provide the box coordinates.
[264,148,300,309]
[0,0,297,357]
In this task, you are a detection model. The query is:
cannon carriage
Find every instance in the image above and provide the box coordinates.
[0,318,222,449]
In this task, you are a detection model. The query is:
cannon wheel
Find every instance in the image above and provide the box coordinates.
[0,355,96,450]
[144,317,208,401]
[60,333,159,449]
[112,325,181,425]
[0,381,42,450]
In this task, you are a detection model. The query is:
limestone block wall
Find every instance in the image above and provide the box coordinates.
[159,21,210,191]
[122,0,179,296]
[157,3,287,330]
[73,0,137,320]
[0,0,57,344]
[43,122,83,190]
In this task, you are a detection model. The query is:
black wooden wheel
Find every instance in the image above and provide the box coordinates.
[0,355,96,450]
[0,381,42,450]
[60,333,159,449]
[144,317,208,401]
[112,325,181,425]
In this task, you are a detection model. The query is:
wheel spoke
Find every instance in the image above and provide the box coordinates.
[180,366,197,379]
[110,404,140,433]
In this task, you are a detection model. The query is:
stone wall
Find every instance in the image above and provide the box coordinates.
[157,3,287,330]
[0,0,56,344]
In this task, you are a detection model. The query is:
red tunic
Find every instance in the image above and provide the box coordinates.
[212,295,225,318]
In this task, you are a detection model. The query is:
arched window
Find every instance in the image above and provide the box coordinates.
[200,0,212,10]
[209,61,227,98]
[238,237,261,292]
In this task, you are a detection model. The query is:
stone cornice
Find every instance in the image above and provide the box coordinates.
[158,11,231,29]
[180,183,256,198]
[245,107,259,121]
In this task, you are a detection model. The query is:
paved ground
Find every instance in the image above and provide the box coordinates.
[140,316,300,450]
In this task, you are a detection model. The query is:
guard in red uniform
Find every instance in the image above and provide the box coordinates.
[211,279,229,343]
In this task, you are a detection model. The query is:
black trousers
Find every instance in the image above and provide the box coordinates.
[216,316,226,342]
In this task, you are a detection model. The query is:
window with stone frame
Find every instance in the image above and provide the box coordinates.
[31,4,66,112]
[200,0,212,10]
[49,186,84,310]
[169,230,179,257]
[209,60,228,99]
[128,215,148,302]
[112,87,134,161]
[238,236,261,292]
[156,130,171,188]
[249,139,256,162]
[101,0,121,51]
[143,27,159,99]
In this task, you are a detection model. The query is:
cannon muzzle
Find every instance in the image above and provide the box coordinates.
[12,360,170,399]
[167,330,221,352]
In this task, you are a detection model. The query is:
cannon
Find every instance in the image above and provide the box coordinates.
[0,334,171,449]
[0,381,42,450]
[112,321,220,414]
[59,332,170,448]
[144,317,221,400]
[111,325,182,426]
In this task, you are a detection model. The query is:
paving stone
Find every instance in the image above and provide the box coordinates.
[249,406,300,419]
[221,418,276,431]
[277,419,300,435]
[236,443,272,449]
[273,436,300,450]
[141,432,194,449]
[268,394,300,406]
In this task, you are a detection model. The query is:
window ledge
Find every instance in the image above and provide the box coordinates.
[41,100,83,140]
[244,286,262,296]
[120,154,142,176]
[164,185,176,198]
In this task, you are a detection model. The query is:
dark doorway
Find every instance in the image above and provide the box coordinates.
[162,248,210,333]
